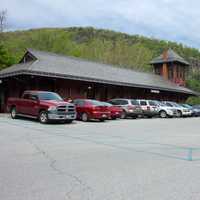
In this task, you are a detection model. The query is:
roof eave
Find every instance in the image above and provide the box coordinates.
[0,70,197,96]
[150,60,189,66]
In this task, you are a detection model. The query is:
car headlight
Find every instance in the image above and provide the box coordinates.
[48,106,57,111]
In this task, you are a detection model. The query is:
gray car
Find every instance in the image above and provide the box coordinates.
[108,99,143,119]
[137,99,159,118]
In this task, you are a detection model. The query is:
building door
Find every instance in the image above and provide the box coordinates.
[87,85,95,99]
[0,88,4,112]
[0,83,6,113]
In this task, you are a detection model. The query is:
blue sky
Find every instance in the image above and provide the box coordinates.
[2,0,200,49]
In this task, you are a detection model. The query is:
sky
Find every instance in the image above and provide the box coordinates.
[2,0,200,49]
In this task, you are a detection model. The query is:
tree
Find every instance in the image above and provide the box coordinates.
[186,72,200,93]
[0,43,14,69]
[0,10,7,32]
[186,96,200,105]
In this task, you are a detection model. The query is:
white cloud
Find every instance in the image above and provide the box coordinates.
[2,0,200,48]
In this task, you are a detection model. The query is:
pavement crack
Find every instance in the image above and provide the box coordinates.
[25,133,94,200]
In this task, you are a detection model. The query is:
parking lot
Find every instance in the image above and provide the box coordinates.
[0,115,200,200]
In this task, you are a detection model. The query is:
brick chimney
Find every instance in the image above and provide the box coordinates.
[162,49,168,79]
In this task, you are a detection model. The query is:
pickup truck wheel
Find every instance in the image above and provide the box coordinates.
[81,113,89,122]
[160,110,167,118]
[39,111,48,124]
[11,107,17,119]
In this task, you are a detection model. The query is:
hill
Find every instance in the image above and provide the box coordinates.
[1,27,200,73]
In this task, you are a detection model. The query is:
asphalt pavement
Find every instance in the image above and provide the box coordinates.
[0,115,200,200]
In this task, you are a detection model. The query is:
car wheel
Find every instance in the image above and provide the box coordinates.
[11,107,17,119]
[120,111,126,119]
[39,111,49,124]
[111,117,117,120]
[177,110,182,118]
[159,110,167,118]
[81,113,89,122]
[131,116,137,119]
[99,119,105,122]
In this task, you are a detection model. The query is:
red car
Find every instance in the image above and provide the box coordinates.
[73,99,111,122]
[102,102,123,119]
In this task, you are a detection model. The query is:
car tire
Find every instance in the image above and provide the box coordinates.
[120,111,126,119]
[131,116,137,119]
[177,110,182,118]
[99,119,105,122]
[81,113,89,122]
[111,117,117,120]
[159,110,167,118]
[10,106,18,119]
[39,111,49,124]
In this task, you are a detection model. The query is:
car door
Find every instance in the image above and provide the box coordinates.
[19,93,31,114]
[139,100,148,114]
[28,94,40,116]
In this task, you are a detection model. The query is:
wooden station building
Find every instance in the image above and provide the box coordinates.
[0,49,197,112]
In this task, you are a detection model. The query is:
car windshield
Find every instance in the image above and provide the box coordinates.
[88,100,103,106]
[182,104,192,109]
[38,92,63,101]
[172,102,182,107]
[102,102,112,106]
[131,100,139,105]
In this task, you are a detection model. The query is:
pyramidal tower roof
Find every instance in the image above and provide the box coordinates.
[150,49,189,65]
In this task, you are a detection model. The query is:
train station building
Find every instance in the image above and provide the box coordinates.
[0,48,197,112]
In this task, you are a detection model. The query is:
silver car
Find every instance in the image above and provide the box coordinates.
[163,101,192,117]
[153,100,176,118]
[108,99,143,119]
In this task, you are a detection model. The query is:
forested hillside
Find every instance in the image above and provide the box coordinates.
[1,27,200,101]
[1,27,200,72]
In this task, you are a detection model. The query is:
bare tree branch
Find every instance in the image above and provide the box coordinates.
[0,10,7,32]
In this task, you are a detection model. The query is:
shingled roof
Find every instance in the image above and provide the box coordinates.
[0,49,197,95]
[150,49,189,65]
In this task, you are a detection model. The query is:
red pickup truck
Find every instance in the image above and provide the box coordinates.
[7,91,76,124]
